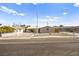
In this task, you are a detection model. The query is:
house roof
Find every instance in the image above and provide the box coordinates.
[39,26,53,29]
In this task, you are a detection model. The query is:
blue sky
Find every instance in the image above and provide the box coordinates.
[0,3,79,27]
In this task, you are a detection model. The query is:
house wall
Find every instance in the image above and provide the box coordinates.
[39,26,53,33]
[59,27,79,33]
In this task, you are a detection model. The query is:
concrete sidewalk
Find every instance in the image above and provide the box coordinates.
[0,35,77,40]
[0,32,78,40]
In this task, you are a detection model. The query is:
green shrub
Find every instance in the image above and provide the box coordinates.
[29,28,36,33]
[0,26,15,33]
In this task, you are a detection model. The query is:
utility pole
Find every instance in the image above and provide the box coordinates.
[34,3,38,35]
[36,5,38,35]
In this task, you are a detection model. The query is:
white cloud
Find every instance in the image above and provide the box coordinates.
[46,16,50,18]
[16,3,22,5]
[16,0,22,5]
[50,16,60,21]
[39,16,60,22]
[32,3,38,5]
[46,16,60,21]
[17,13,24,16]
[0,6,24,16]
[53,16,60,19]
[16,3,21,5]
[73,3,79,7]
[63,12,68,15]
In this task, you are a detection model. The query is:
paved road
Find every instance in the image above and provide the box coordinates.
[0,32,79,56]
[0,37,79,56]
[0,37,77,44]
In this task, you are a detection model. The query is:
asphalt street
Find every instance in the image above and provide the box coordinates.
[0,32,79,56]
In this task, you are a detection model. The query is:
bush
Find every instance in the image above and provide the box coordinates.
[29,28,36,33]
[0,26,15,33]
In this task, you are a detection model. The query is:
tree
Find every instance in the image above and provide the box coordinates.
[29,28,36,33]
[59,25,64,27]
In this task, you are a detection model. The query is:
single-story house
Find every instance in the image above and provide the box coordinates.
[59,26,79,33]
[38,26,59,33]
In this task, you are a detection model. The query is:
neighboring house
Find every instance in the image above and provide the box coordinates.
[12,25,79,33]
[74,26,79,33]
[38,26,54,33]
[59,26,79,33]
[38,26,60,33]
